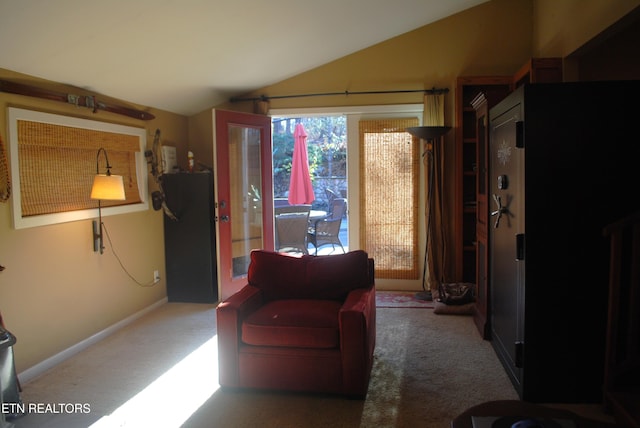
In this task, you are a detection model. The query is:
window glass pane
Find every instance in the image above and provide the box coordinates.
[228,125,263,278]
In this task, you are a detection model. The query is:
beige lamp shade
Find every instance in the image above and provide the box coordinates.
[91,174,126,200]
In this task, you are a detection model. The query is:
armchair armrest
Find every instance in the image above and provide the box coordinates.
[216,285,263,387]
[339,285,376,396]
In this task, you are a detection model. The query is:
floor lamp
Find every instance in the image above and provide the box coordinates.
[407,126,451,301]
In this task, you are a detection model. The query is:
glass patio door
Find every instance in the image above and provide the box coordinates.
[213,109,273,300]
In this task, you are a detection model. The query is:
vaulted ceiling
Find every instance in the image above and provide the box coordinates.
[0,0,487,116]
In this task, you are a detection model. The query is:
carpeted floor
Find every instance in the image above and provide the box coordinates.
[375,291,435,308]
[11,302,611,428]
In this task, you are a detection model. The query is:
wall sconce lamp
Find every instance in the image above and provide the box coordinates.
[91,148,125,254]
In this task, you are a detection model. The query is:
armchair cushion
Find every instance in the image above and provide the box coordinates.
[306,250,369,300]
[242,299,341,348]
[248,249,370,301]
[247,251,307,301]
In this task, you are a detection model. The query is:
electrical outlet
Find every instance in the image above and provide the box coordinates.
[153,270,160,283]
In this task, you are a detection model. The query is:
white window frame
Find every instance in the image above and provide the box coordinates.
[7,107,148,229]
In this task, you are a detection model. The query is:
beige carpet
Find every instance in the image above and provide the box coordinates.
[375,291,435,308]
[12,302,521,427]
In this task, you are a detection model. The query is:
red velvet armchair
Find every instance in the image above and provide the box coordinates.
[216,249,376,398]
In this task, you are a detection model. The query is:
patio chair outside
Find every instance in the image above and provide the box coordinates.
[325,188,338,213]
[308,198,347,255]
[275,208,311,255]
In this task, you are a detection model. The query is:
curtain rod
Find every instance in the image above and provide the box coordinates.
[229,87,449,103]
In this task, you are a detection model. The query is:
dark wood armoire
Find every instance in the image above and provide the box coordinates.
[489,81,640,403]
[163,172,218,303]
[470,88,510,339]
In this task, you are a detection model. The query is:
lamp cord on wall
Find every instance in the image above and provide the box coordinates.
[101,222,159,288]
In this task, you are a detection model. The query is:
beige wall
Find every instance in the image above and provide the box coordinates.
[533,0,640,57]
[231,0,639,114]
[229,0,533,113]
[187,109,214,172]
[0,68,189,373]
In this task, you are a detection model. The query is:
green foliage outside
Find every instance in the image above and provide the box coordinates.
[272,116,347,211]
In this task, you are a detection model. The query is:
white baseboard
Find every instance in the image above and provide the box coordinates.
[18,298,168,385]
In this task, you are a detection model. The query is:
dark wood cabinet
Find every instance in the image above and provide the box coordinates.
[489,81,640,403]
[163,172,218,303]
[470,90,509,339]
[455,77,512,286]
[513,57,563,88]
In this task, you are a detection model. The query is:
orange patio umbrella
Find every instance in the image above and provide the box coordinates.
[288,123,315,205]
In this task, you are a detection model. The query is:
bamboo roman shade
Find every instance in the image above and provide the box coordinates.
[17,120,141,217]
[359,118,420,279]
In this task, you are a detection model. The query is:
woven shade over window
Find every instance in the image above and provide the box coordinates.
[359,118,419,279]
[17,120,141,217]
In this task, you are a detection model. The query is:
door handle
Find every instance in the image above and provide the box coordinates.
[491,193,513,229]
[491,194,507,228]
[219,215,230,223]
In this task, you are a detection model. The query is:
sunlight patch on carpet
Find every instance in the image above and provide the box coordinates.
[89,335,219,428]
[360,311,411,426]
